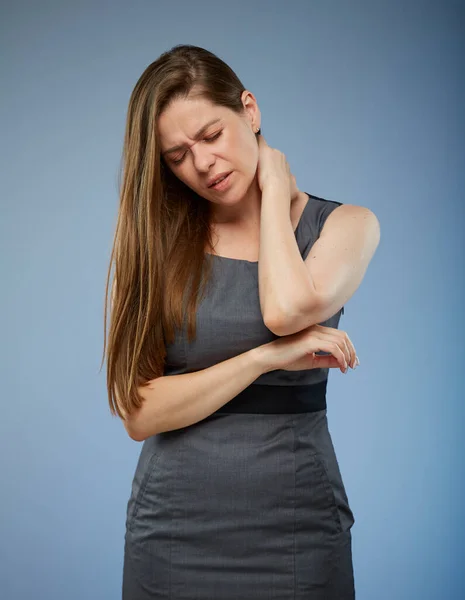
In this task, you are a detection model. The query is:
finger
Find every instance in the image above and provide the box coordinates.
[310,353,345,372]
[337,330,356,368]
[308,331,350,370]
[309,339,347,372]
[311,327,355,369]
[344,333,358,368]
[339,335,352,368]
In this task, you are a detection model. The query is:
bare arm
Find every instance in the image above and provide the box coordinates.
[267,204,380,336]
[126,347,270,441]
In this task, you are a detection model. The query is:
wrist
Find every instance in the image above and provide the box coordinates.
[250,345,275,374]
[261,179,289,196]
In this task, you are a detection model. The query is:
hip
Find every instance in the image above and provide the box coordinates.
[125,408,355,535]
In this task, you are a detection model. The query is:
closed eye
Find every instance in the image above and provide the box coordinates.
[205,131,222,143]
[171,131,222,165]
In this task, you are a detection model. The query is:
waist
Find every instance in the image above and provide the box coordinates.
[213,380,327,415]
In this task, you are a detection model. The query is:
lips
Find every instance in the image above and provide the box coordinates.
[207,171,232,188]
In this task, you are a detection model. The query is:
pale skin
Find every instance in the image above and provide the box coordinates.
[112,90,379,433]
[156,88,380,375]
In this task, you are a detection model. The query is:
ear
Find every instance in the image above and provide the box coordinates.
[241,90,261,130]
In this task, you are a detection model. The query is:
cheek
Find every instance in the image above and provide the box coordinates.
[227,132,258,175]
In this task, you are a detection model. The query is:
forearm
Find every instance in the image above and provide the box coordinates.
[130,347,270,441]
[259,184,316,326]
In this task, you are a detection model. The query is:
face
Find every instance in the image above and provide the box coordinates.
[157,91,261,206]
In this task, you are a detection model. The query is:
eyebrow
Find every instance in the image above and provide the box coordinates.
[161,118,223,156]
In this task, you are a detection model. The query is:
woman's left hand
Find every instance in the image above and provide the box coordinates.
[256,134,299,201]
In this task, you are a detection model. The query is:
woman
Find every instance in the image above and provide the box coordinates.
[103,44,380,599]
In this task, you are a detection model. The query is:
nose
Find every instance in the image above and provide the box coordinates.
[191,145,215,173]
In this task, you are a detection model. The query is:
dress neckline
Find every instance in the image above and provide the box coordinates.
[205,192,311,265]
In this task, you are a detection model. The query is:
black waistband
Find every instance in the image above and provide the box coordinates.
[212,380,327,415]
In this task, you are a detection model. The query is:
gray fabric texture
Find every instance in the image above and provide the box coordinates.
[164,193,345,384]
[122,193,355,599]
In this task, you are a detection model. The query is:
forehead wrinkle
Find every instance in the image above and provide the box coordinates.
[161,117,223,156]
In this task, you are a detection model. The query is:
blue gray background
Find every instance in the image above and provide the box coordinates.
[1,1,464,598]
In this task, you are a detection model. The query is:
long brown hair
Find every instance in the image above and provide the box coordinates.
[101,45,255,420]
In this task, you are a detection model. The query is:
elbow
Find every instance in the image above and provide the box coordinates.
[264,299,325,337]
[118,401,149,442]
[113,400,143,441]
[123,406,155,442]
[120,415,144,442]
[126,422,144,442]
[119,381,160,442]
[264,317,295,337]
[264,311,305,337]
[124,417,155,442]
[125,391,162,442]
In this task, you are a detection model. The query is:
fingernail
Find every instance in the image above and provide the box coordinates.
[355,356,360,368]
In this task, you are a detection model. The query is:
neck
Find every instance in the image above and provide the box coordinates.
[208,177,263,228]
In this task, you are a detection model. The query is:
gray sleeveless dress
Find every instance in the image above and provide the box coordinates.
[122,193,356,599]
